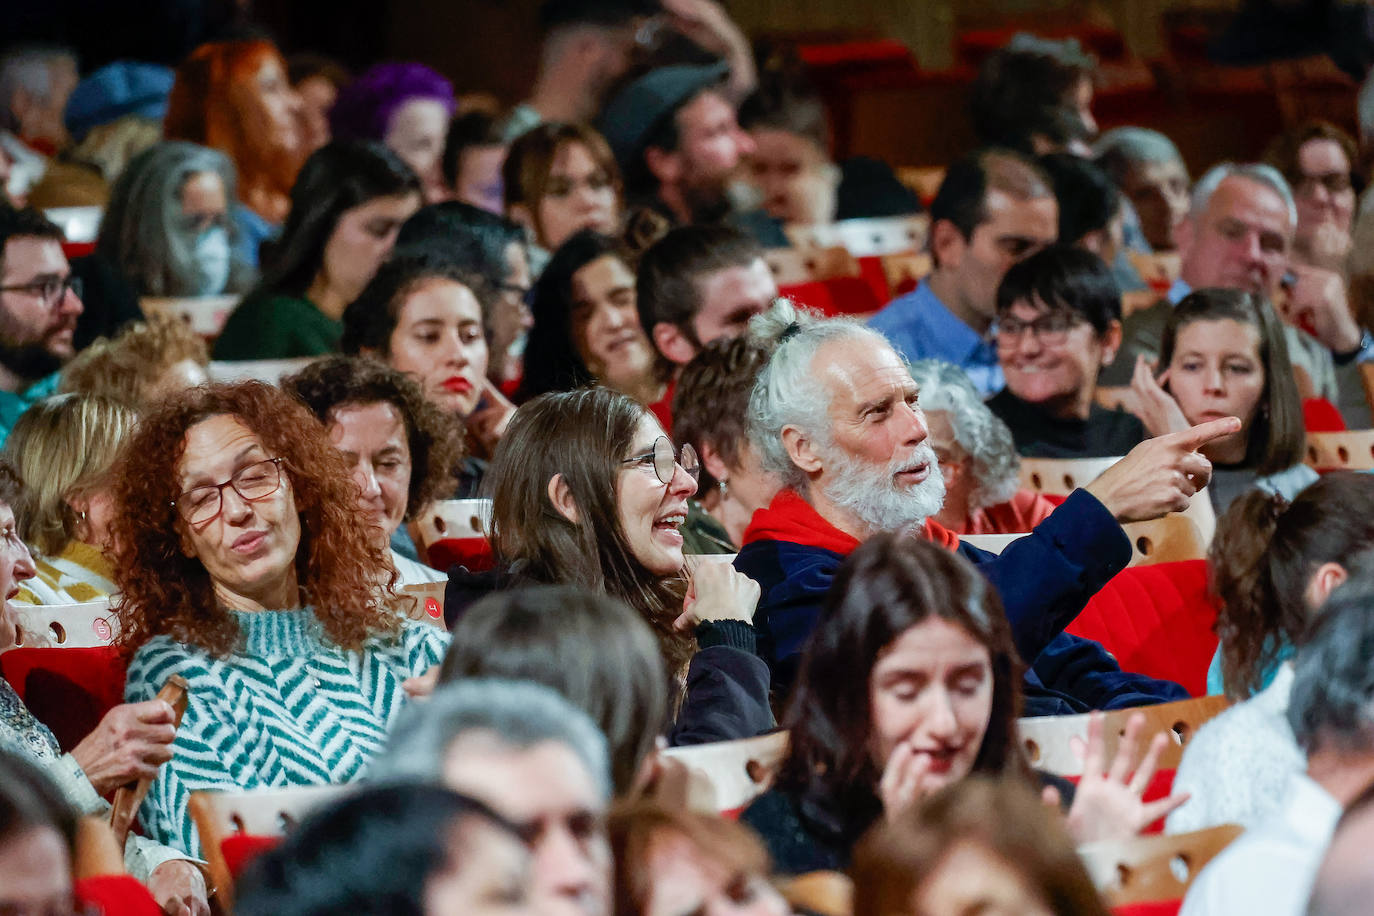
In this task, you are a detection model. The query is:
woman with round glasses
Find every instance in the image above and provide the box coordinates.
[987,244,1145,459]
[107,381,449,855]
[456,386,773,746]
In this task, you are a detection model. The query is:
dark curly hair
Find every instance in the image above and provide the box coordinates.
[339,247,496,356]
[108,382,399,657]
[671,334,772,494]
[282,356,464,521]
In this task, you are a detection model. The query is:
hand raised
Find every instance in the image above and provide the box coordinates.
[674,559,760,632]
[1085,416,1240,523]
[1128,356,1189,438]
[879,740,934,822]
[1062,712,1190,844]
[1286,264,1363,353]
[70,700,178,796]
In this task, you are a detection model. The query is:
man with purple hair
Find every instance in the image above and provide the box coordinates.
[329,62,457,203]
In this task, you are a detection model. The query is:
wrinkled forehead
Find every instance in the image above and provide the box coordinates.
[812,335,914,411]
[1203,176,1294,232]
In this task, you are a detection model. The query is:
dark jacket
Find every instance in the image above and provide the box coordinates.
[732,489,1188,716]
[987,388,1146,459]
[444,566,773,746]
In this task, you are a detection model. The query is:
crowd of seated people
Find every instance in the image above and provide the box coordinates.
[5,4,1374,915]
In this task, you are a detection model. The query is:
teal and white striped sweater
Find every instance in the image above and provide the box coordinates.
[124,608,449,855]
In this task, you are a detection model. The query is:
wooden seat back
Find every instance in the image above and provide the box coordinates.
[1305,429,1374,471]
[784,215,929,256]
[660,731,790,814]
[9,599,116,649]
[141,295,237,339]
[1078,823,1243,905]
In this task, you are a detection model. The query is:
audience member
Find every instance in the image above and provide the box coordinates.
[608,802,790,916]
[868,150,1058,397]
[907,359,1056,535]
[501,0,657,139]
[1181,589,1374,916]
[672,333,780,550]
[0,459,205,911]
[283,356,464,585]
[329,62,457,204]
[94,140,253,298]
[446,108,508,214]
[1168,474,1374,836]
[1038,152,1126,265]
[1103,163,1359,402]
[517,230,665,406]
[5,393,134,603]
[969,35,1098,155]
[59,312,209,409]
[1131,287,1314,514]
[0,206,84,444]
[466,387,773,744]
[286,53,350,156]
[439,585,668,794]
[504,121,624,257]
[636,224,775,374]
[988,244,1142,458]
[741,534,1184,873]
[371,678,615,916]
[164,39,306,253]
[852,776,1113,916]
[598,64,755,226]
[108,382,449,855]
[1094,126,1191,253]
[0,46,79,156]
[215,141,422,360]
[236,784,537,916]
[1264,121,1359,271]
[340,248,507,487]
[395,201,534,386]
[1304,782,1374,916]
[735,300,1219,707]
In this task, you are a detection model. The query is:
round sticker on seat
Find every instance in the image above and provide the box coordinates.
[425,598,441,619]
[93,617,112,641]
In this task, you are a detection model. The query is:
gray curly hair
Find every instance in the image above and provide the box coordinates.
[906,360,1021,510]
[745,298,892,490]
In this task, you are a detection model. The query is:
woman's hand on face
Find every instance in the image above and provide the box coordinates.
[402,665,440,700]
[147,860,211,916]
[70,700,178,796]
[879,740,933,822]
[674,560,760,631]
[1128,355,1190,438]
[1061,712,1190,845]
[467,379,516,454]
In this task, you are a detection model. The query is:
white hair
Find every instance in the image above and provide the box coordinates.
[1190,162,1297,228]
[0,47,76,133]
[1093,127,1187,183]
[745,298,892,489]
[907,359,1020,510]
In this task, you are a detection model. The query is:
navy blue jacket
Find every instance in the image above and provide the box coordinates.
[733,488,1188,716]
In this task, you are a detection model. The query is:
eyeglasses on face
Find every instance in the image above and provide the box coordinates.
[0,274,82,308]
[171,457,284,525]
[995,311,1085,349]
[620,436,699,485]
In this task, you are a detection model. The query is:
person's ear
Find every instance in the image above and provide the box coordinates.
[699,441,730,487]
[547,473,580,525]
[644,145,682,186]
[781,425,823,476]
[1307,561,1349,609]
[930,219,967,272]
[652,321,698,366]
[1100,319,1123,366]
[65,494,90,541]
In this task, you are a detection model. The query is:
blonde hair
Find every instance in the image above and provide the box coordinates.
[59,314,209,409]
[4,394,138,556]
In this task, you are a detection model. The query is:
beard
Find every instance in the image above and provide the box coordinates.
[818,440,947,534]
[0,336,66,382]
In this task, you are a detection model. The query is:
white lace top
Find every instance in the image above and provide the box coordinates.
[1167,663,1304,834]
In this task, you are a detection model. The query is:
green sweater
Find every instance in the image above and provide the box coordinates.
[212,294,342,360]
[125,609,449,855]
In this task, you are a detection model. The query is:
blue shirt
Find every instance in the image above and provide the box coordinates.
[0,372,60,447]
[867,279,1004,397]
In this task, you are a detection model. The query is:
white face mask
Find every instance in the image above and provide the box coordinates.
[191,226,231,296]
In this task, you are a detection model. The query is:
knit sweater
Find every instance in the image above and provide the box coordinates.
[125,609,449,855]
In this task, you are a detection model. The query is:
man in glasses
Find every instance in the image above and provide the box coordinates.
[0,205,83,443]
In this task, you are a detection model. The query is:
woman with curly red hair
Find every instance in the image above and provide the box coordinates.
[107,382,449,855]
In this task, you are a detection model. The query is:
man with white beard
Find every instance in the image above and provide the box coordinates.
[734,302,1241,714]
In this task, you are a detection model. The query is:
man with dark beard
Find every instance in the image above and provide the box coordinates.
[734,302,1238,714]
[0,206,83,443]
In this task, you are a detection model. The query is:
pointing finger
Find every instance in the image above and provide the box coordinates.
[1165,416,1241,451]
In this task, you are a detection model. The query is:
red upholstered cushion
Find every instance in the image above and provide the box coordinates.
[425,537,495,574]
[222,834,282,877]
[778,277,882,317]
[75,875,162,915]
[0,647,127,751]
[1066,560,1217,697]
[1302,397,1346,432]
[1113,901,1183,916]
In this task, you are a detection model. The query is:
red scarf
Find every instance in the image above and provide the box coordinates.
[741,488,960,554]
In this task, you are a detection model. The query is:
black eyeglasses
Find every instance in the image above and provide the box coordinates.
[171,458,284,525]
[0,274,82,308]
[995,311,1085,349]
[620,436,699,485]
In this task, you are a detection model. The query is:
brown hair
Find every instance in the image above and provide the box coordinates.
[108,382,398,657]
[59,314,209,409]
[608,801,773,916]
[1263,120,1358,193]
[1209,471,1374,698]
[671,335,772,494]
[502,122,623,246]
[852,776,1111,916]
[485,388,693,674]
[1158,288,1305,475]
[282,356,464,521]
